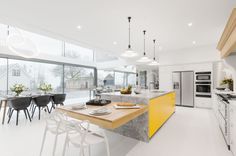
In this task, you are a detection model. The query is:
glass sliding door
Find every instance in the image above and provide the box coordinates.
[127,73,136,87]
[64,65,94,102]
[97,70,114,87]
[114,72,125,89]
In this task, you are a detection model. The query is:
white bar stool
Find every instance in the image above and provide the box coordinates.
[62,120,110,156]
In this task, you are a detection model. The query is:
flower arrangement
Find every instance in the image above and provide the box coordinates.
[10,84,27,96]
[38,83,53,94]
[221,78,234,91]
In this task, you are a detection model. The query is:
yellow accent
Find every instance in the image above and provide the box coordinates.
[149,92,175,138]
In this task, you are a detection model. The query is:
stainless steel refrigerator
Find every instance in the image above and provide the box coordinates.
[172,71,194,107]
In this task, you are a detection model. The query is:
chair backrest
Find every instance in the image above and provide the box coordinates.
[52,94,66,104]
[46,111,76,133]
[73,120,90,144]
[8,97,32,110]
[34,95,51,107]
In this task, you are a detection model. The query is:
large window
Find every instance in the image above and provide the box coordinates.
[64,65,94,100]
[98,70,136,89]
[127,73,136,86]
[0,24,7,47]
[97,70,114,87]
[114,72,125,89]
[9,27,63,56]
[65,43,94,62]
[0,58,7,95]
[8,59,63,94]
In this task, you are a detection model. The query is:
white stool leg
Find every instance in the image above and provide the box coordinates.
[102,130,110,156]
[80,146,85,156]
[62,136,69,156]
[39,128,47,156]
[88,145,91,156]
[52,134,59,156]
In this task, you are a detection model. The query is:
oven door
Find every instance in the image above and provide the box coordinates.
[196,84,211,93]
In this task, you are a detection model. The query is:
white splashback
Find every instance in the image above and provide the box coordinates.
[224,54,236,92]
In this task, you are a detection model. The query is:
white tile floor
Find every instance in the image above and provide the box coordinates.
[0,107,233,156]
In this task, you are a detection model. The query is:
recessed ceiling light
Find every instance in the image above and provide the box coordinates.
[77,25,82,29]
[113,41,117,45]
[188,23,193,27]
[192,41,196,45]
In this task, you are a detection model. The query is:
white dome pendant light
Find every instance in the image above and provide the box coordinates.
[121,17,138,58]
[148,39,160,66]
[137,30,151,63]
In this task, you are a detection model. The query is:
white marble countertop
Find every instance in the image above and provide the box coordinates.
[214,89,235,95]
[101,90,174,100]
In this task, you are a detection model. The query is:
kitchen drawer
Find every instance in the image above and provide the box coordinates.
[230,103,236,155]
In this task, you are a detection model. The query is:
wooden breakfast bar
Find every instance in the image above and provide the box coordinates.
[57,90,175,142]
[57,102,148,129]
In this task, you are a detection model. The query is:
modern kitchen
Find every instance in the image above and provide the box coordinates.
[0,1,235,156]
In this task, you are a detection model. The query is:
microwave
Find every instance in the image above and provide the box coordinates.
[195,72,211,81]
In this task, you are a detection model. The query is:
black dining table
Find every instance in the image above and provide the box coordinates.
[0,94,55,125]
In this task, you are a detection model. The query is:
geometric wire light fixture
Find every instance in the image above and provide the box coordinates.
[148,39,160,66]
[121,17,138,58]
[137,30,151,63]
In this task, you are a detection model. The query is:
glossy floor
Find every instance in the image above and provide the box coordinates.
[0,107,232,156]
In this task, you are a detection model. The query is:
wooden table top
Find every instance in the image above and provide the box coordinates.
[57,102,148,129]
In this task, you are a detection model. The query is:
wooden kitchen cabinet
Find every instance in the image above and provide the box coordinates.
[217,8,236,58]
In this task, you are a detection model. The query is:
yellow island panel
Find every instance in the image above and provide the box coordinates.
[149,92,175,138]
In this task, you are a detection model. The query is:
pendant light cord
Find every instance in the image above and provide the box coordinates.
[143,30,146,56]
[153,39,156,60]
[128,17,131,49]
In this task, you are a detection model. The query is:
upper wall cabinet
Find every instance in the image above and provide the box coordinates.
[217,8,236,58]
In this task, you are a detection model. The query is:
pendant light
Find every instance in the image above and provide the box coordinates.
[121,17,138,58]
[137,30,151,63]
[148,39,160,66]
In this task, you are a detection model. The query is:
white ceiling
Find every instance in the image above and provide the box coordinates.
[0,0,235,60]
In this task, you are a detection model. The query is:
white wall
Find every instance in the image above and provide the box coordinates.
[159,45,221,65]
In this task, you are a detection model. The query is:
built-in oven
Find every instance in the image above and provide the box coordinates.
[195,81,211,98]
[195,72,211,81]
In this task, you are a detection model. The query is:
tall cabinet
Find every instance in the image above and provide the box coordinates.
[217,8,236,156]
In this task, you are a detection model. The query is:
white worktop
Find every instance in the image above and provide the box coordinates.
[101,90,174,100]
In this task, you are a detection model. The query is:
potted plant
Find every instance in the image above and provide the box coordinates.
[39,83,53,94]
[221,78,234,91]
[10,84,27,96]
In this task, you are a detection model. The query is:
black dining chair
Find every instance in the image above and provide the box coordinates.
[7,97,32,126]
[31,95,51,120]
[50,94,66,113]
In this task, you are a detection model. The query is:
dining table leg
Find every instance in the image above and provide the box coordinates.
[2,100,7,125]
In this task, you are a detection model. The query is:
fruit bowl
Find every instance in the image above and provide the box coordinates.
[120,90,132,94]
[120,85,132,94]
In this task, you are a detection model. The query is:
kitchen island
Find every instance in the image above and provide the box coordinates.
[101,90,175,142]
